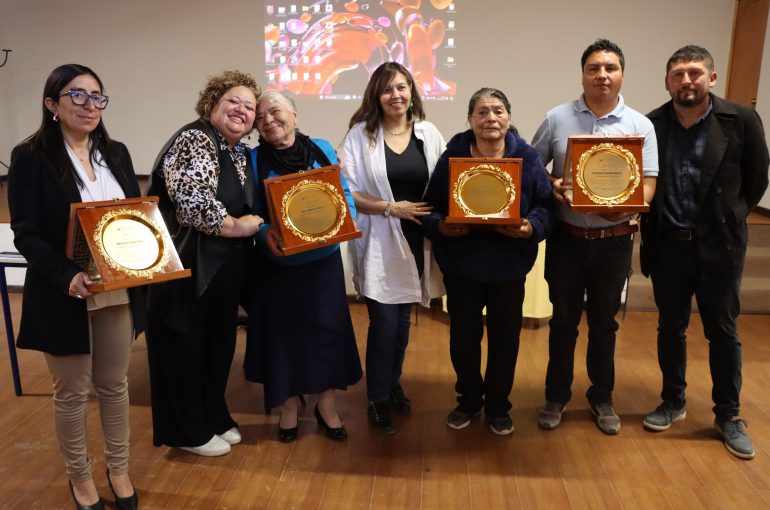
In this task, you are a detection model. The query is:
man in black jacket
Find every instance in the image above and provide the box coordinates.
[640,45,769,459]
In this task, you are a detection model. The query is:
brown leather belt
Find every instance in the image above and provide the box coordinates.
[558,221,638,240]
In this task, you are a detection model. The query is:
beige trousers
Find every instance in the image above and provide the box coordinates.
[44,304,133,483]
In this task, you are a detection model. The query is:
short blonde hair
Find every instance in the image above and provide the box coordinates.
[195,70,261,120]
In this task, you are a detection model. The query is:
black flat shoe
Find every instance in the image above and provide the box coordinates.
[278,426,298,443]
[389,385,412,415]
[368,400,396,435]
[107,470,138,510]
[68,480,105,510]
[314,404,348,441]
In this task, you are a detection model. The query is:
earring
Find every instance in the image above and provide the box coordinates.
[53,113,58,122]
[409,98,414,112]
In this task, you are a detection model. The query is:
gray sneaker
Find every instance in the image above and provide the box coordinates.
[488,415,514,436]
[590,402,621,435]
[643,403,686,431]
[538,401,566,430]
[446,407,480,430]
[714,418,755,460]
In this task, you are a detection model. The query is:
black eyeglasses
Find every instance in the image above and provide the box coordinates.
[59,89,109,110]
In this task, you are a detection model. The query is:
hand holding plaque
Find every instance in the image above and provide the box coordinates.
[563,135,648,213]
[446,157,522,224]
[263,164,362,255]
[65,196,191,292]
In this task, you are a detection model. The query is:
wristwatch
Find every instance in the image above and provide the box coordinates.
[383,202,392,216]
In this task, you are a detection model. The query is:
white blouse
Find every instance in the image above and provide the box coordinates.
[65,143,129,311]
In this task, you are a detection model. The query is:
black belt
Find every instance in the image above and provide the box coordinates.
[558,221,638,240]
[661,229,696,241]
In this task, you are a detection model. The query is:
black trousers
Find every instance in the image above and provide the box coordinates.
[651,237,743,419]
[444,275,525,418]
[146,247,245,447]
[544,228,632,406]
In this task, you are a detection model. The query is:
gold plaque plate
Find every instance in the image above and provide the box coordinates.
[453,164,516,216]
[446,158,522,224]
[576,143,640,206]
[65,197,191,292]
[281,179,346,242]
[564,135,648,212]
[94,209,169,277]
[264,165,362,255]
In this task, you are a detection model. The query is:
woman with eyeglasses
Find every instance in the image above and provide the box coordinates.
[8,64,141,509]
[145,71,264,457]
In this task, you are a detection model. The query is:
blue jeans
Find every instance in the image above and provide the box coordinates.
[544,227,632,406]
[365,298,413,402]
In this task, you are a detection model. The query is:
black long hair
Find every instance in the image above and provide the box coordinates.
[19,63,127,187]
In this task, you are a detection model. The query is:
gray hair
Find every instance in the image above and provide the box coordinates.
[258,90,297,113]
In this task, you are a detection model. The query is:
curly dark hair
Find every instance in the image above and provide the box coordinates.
[581,38,625,72]
[195,70,261,120]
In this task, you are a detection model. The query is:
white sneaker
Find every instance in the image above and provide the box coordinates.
[218,427,242,445]
[179,435,231,457]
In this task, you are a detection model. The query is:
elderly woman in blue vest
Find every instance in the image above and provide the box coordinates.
[341,62,445,435]
[145,71,264,457]
[422,87,552,436]
[244,91,362,443]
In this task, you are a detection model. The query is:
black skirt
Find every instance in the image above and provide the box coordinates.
[244,249,362,409]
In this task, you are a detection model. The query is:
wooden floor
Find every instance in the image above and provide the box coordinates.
[2,299,770,509]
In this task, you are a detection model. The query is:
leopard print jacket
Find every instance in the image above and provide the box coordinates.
[160,128,248,236]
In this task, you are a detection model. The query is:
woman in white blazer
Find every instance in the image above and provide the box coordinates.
[341,62,445,435]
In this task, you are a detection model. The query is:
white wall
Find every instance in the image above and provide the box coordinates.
[0,0,737,177]
[757,15,770,210]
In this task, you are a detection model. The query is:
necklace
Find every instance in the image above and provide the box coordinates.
[65,141,89,162]
[385,123,411,136]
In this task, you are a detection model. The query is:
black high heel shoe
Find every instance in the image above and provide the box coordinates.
[278,425,299,443]
[314,404,348,441]
[278,410,299,443]
[107,470,138,510]
[68,480,105,510]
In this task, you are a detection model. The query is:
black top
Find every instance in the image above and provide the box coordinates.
[385,135,429,276]
[662,105,712,230]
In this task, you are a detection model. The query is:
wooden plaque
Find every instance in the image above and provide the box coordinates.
[264,164,362,256]
[564,135,649,213]
[65,196,191,292]
[446,157,522,224]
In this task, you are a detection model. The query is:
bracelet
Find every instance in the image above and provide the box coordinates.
[383,202,392,217]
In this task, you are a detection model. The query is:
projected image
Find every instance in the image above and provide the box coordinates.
[264,0,458,100]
